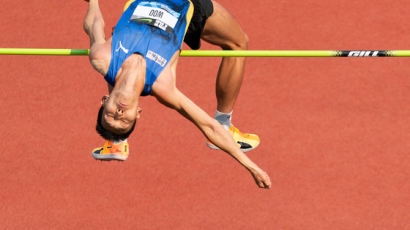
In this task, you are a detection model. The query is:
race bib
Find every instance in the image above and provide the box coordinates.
[131,2,180,32]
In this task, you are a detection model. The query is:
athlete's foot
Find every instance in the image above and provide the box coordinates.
[206,124,260,152]
[92,141,129,161]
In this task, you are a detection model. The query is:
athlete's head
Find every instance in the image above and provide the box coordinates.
[96,93,142,141]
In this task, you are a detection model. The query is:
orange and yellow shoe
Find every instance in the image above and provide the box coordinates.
[206,125,260,152]
[92,141,129,161]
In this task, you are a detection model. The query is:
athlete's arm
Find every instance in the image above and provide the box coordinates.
[152,79,271,189]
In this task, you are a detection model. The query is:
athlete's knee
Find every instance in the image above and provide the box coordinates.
[238,32,249,50]
[222,32,249,50]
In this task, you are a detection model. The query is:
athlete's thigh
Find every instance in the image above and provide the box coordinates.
[200,1,247,48]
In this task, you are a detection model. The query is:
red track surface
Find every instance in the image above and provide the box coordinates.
[1,0,410,229]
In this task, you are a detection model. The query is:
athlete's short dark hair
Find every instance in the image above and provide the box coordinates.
[96,105,136,141]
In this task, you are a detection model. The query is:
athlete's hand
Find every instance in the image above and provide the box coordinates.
[249,168,271,189]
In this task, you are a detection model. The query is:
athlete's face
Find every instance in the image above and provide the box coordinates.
[101,95,141,133]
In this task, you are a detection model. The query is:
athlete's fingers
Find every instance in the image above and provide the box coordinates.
[264,175,272,189]
[258,173,271,189]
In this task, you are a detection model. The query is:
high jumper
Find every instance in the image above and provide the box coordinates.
[83,0,271,189]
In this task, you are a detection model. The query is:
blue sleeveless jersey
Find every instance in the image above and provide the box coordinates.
[105,0,192,96]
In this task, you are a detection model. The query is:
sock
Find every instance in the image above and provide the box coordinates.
[215,110,232,130]
[113,139,127,144]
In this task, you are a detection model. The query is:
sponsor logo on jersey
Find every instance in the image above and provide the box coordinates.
[147,50,167,67]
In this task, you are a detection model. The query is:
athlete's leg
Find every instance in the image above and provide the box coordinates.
[200,1,260,152]
[200,1,248,114]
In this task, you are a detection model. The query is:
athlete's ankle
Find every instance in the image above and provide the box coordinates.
[215,110,232,130]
